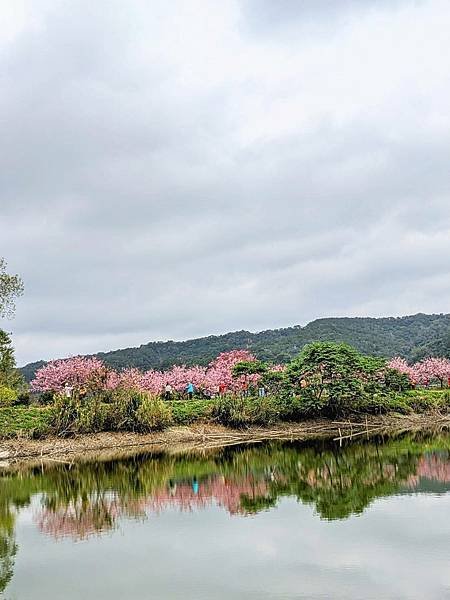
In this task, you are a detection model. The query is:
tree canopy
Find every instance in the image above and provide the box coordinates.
[286,341,410,416]
[0,259,23,319]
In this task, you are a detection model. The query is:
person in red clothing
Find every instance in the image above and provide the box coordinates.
[219,383,226,397]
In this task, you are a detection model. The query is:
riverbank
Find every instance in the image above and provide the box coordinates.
[2,411,450,465]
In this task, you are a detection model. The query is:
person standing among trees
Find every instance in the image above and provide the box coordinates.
[164,383,173,400]
[64,383,73,399]
[186,381,194,399]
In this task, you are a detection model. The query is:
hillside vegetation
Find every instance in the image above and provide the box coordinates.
[21,313,450,382]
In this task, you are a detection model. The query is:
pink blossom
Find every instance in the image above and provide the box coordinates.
[205,350,260,392]
[31,349,266,395]
[413,357,450,387]
[387,357,416,383]
[31,356,107,392]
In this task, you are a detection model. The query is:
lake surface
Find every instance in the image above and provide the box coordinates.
[2,433,450,599]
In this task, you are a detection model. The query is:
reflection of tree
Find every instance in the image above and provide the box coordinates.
[0,490,17,594]
[37,493,120,540]
[276,445,419,520]
[0,530,16,594]
[2,434,450,551]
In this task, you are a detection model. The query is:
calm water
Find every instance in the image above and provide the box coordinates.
[2,433,450,599]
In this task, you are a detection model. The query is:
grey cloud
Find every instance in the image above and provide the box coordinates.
[0,0,449,365]
[239,0,419,34]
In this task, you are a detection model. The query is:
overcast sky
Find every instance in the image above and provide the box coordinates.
[1,0,450,366]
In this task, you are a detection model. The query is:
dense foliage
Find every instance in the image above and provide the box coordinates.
[0,406,54,438]
[0,258,23,319]
[285,342,412,417]
[0,331,26,406]
[21,313,450,382]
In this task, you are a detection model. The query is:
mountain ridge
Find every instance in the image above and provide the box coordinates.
[20,312,450,382]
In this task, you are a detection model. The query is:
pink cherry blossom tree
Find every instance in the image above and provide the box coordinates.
[31,356,108,392]
[205,350,260,393]
[31,349,282,397]
[387,357,416,383]
[413,357,450,387]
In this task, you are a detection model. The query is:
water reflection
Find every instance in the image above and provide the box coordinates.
[2,433,450,594]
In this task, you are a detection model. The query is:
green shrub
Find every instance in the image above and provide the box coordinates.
[37,391,55,405]
[400,389,450,413]
[0,385,18,407]
[0,406,54,438]
[212,395,249,427]
[358,393,411,415]
[275,394,307,421]
[172,400,213,424]
[105,388,141,431]
[15,391,31,406]
[212,395,282,427]
[51,393,75,434]
[248,395,282,425]
[52,392,107,434]
[134,394,173,432]
[76,399,108,433]
[103,389,173,432]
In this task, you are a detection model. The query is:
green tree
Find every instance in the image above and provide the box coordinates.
[286,342,386,416]
[0,259,23,319]
[0,330,24,391]
[232,360,267,378]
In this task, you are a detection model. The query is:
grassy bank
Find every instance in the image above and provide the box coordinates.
[1,388,449,442]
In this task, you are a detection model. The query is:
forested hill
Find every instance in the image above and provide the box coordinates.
[21,313,450,382]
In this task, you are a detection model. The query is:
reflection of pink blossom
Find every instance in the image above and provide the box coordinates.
[146,475,269,515]
[407,455,450,487]
[34,474,271,541]
[36,496,122,540]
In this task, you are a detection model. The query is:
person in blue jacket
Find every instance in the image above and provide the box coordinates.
[186,381,195,399]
